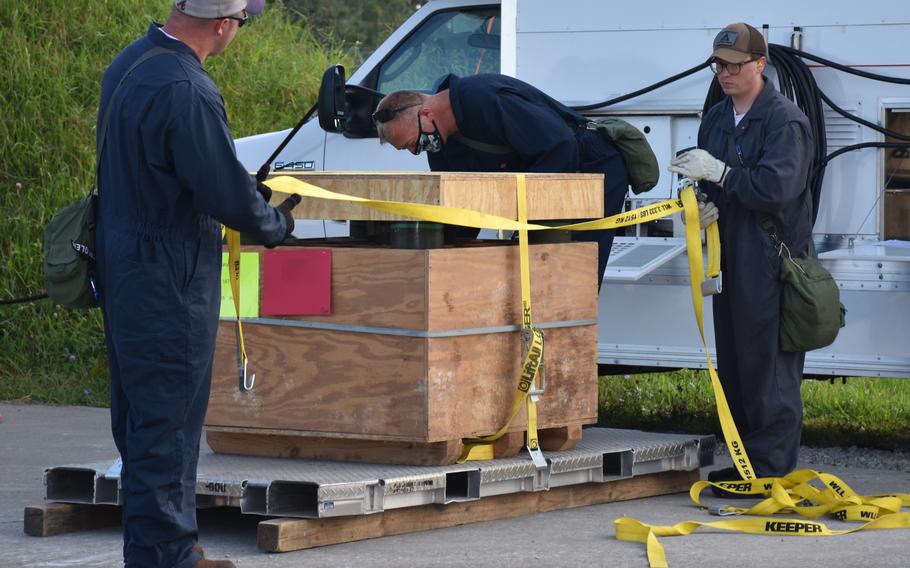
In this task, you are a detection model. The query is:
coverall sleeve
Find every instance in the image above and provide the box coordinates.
[492,92,580,172]
[723,121,813,213]
[163,82,287,245]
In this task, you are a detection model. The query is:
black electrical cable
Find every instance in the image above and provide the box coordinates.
[571,61,711,112]
[775,45,910,86]
[818,142,910,172]
[820,91,910,142]
[0,293,49,306]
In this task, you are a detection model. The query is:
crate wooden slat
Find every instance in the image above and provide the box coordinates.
[265,171,604,221]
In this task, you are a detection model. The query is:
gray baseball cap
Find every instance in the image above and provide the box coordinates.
[174,0,264,18]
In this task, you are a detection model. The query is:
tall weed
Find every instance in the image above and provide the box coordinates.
[0,0,352,404]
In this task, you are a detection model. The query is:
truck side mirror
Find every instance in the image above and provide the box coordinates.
[318,64,347,133]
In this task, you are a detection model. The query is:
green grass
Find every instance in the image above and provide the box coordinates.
[0,0,353,404]
[598,371,910,450]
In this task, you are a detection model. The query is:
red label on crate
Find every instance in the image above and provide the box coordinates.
[261,249,332,316]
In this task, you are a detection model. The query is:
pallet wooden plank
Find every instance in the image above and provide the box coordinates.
[23,503,120,537]
[206,429,462,466]
[257,469,699,552]
[206,423,580,466]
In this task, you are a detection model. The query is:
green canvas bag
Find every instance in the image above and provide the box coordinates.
[590,117,660,194]
[42,46,171,309]
[43,195,99,308]
[779,252,846,352]
[759,211,847,353]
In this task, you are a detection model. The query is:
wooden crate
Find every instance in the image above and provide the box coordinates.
[205,242,599,465]
[264,171,604,221]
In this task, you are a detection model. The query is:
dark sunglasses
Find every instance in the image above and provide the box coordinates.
[219,11,248,28]
[372,103,421,124]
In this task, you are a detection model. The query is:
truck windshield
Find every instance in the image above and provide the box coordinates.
[376,8,500,94]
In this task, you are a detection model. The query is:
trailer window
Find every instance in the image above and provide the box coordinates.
[884,109,910,240]
[376,9,500,95]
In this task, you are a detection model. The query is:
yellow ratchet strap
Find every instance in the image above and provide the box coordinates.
[616,471,910,568]
[259,177,717,464]
[614,188,910,568]
[224,226,255,392]
[458,175,547,465]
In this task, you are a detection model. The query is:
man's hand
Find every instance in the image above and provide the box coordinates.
[669,149,730,187]
[680,201,720,229]
[266,194,302,247]
[256,182,272,203]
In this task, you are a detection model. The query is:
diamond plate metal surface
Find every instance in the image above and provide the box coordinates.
[549,452,602,475]
[45,428,715,517]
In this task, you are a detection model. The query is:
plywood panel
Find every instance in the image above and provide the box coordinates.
[207,323,429,439]
[426,242,597,330]
[268,172,603,221]
[268,247,428,329]
[246,242,596,331]
[426,325,598,441]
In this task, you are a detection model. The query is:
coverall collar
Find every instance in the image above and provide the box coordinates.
[435,74,464,130]
[719,77,776,133]
[147,22,202,63]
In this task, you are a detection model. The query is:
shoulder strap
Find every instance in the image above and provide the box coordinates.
[94,46,173,194]
[451,134,512,155]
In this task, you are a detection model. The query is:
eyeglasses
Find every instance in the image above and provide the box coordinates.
[710,58,758,75]
[220,11,248,28]
[372,103,421,124]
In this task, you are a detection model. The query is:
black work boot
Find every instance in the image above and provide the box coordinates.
[706,467,757,499]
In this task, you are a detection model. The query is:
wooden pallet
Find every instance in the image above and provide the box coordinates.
[206,422,584,466]
[24,470,698,553]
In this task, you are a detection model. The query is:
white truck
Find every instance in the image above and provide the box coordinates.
[236,0,910,379]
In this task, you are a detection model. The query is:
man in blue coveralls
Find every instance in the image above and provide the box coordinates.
[372,74,631,287]
[669,23,814,495]
[96,1,300,566]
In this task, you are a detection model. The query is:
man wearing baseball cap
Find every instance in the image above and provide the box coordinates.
[95,1,297,566]
[669,23,814,495]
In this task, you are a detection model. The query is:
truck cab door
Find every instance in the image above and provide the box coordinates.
[323,7,501,172]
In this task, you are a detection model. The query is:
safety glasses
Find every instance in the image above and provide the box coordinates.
[710,58,758,75]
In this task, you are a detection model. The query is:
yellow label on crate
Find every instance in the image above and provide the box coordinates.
[219,252,260,318]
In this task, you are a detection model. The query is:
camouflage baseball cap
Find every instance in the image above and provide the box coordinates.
[711,22,767,64]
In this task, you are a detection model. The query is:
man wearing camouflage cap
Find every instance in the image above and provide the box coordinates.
[669,23,814,495]
[96,1,299,566]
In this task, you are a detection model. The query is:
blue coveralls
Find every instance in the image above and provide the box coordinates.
[96,23,287,568]
[428,74,630,285]
[699,78,814,477]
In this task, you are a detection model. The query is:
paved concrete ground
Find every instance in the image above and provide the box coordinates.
[1,402,908,568]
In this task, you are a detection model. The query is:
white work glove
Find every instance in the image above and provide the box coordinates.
[668,149,731,187]
[680,201,720,229]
